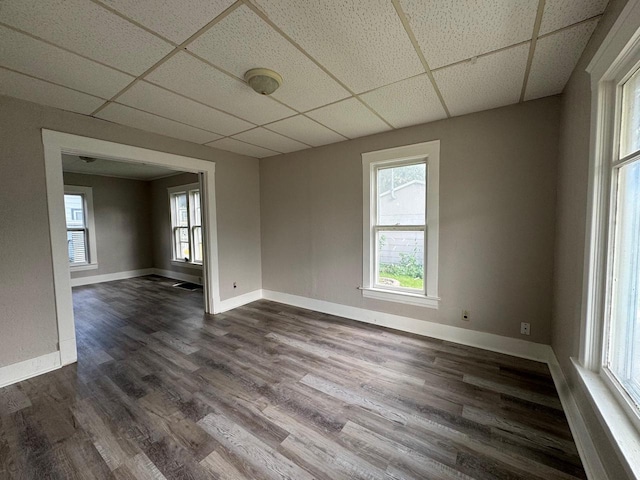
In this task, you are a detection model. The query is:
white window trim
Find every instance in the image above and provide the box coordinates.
[168,183,203,269]
[64,185,98,271]
[361,140,440,308]
[580,1,640,476]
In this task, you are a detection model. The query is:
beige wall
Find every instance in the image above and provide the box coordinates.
[63,172,153,278]
[552,0,631,478]
[149,172,202,280]
[261,97,560,345]
[0,94,262,367]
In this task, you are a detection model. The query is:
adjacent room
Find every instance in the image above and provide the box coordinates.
[1,0,639,478]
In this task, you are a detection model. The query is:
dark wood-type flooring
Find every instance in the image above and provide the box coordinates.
[0,275,585,479]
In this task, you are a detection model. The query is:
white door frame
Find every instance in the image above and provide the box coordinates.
[42,129,221,366]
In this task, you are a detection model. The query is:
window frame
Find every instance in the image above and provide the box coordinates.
[580,1,640,473]
[168,183,203,269]
[64,185,98,271]
[361,141,440,308]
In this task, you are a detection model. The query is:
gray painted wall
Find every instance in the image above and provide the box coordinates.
[0,94,262,367]
[260,97,560,345]
[552,0,632,478]
[64,172,153,279]
[150,172,202,280]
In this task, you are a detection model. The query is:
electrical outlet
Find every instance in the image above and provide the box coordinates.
[520,322,530,335]
[462,310,470,321]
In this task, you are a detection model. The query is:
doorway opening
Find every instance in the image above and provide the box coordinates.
[43,130,221,367]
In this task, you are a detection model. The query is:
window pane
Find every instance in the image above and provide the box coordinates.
[621,67,640,158]
[174,193,188,227]
[609,159,640,405]
[377,163,426,225]
[67,230,87,264]
[192,190,202,227]
[193,226,203,263]
[376,230,424,291]
[174,227,190,261]
[64,194,85,228]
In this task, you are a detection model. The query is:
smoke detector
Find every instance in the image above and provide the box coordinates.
[244,68,283,96]
[79,156,97,163]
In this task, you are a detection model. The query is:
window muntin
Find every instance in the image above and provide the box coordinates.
[607,66,640,410]
[64,193,88,265]
[169,184,202,265]
[374,162,426,292]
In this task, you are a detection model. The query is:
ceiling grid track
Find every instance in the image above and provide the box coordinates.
[520,0,546,103]
[391,0,451,118]
[90,0,244,116]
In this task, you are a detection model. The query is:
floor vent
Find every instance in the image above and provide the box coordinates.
[172,282,201,291]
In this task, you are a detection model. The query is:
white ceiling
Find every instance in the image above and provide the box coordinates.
[0,0,608,158]
[62,154,179,181]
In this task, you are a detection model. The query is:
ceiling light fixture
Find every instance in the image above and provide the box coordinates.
[79,156,97,163]
[244,68,283,95]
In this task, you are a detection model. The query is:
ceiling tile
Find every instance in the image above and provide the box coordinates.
[0,67,103,114]
[99,0,235,44]
[265,115,346,147]
[360,74,447,128]
[539,0,608,35]
[252,0,423,93]
[233,128,308,153]
[434,43,529,116]
[525,20,598,101]
[146,52,295,125]
[187,5,349,112]
[117,81,254,136]
[207,138,279,158]
[0,0,173,75]
[306,98,390,139]
[96,103,221,144]
[401,0,538,69]
[0,26,133,99]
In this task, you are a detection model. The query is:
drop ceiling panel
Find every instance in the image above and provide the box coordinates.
[146,52,295,125]
[434,43,529,116]
[0,0,173,75]
[360,74,447,128]
[539,0,608,35]
[96,103,221,144]
[0,67,103,114]
[265,115,346,147]
[0,26,134,99]
[233,127,308,153]
[63,154,178,180]
[117,81,254,136]
[401,0,538,69]
[100,0,235,44]
[187,5,350,112]
[207,138,279,158]
[253,0,423,93]
[306,98,391,139]
[525,20,598,101]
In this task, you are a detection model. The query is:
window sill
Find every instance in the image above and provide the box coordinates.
[361,287,439,309]
[70,263,98,272]
[572,358,640,478]
[170,260,203,270]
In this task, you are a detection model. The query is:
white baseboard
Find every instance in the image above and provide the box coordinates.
[547,353,610,480]
[70,268,155,287]
[0,351,61,389]
[218,289,263,313]
[153,268,201,285]
[262,290,552,363]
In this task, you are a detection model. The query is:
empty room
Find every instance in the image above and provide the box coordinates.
[1,0,639,478]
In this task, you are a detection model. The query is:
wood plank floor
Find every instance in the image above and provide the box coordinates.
[0,275,586,479]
